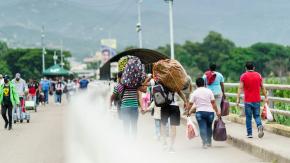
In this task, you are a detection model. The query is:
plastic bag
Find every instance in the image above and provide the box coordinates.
[261,103,273,121]
[142,92,151,110]
[186,117,198,140]
[213,117,227,141]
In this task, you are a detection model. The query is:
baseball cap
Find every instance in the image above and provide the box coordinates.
[0,74,3,78]
[16,73,21,78]
[4,75,9,80]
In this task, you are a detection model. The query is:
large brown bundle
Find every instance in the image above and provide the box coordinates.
[153,59,188,92]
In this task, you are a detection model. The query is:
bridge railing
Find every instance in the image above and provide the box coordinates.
[223,83,290,117]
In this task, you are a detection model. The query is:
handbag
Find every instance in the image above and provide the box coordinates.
[213,117,227,141]
[220,97,230,116]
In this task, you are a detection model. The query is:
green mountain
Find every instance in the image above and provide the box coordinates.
[1,0,290,58]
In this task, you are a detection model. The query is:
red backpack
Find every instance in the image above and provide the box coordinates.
[205,71,217,85]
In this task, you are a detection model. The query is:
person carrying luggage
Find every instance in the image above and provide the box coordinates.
[28,79,39,104]
[147,76,188,153]
[237,62,268,139]
[0,75,20,130]
[203,64,226,114]
[187,78,221,149]
[11,73,27,122]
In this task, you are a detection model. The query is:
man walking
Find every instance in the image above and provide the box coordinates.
[12,73,27,122]
[203,64,226,113]
[79,76,89,90]
[237,62,268,138]
[0,75,20,130]
[40,77,50,104]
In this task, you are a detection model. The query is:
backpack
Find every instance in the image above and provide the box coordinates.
[152,83,174,108]
[205,71,217,85]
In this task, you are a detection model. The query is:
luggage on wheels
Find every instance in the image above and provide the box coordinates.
[13,97,30,123]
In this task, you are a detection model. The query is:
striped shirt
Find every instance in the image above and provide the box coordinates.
[113,84,138,109]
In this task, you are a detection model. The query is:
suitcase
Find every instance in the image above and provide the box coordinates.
[25,100,37,112]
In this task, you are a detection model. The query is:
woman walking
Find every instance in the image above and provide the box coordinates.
[187,78,221,148]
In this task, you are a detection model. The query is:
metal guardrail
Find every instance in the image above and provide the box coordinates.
[224,83,290,117]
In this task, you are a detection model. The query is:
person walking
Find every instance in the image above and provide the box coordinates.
[28,79,39,104]
[237,62,268,138]
[0,75,20,130]
[11,73,27,122]
[55,79,65,104]
[65,79,76,102]
[110,72,123,119]
[203,64,226,113]
[40,77,50,104]
[187,78,220,148]
[147,76,188,153]
[0,74,4,85]
[79,76,89,90]
[147,101,162,141]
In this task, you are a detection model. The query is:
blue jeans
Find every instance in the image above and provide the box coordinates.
[43,90,49,103]
[196,111,215,145]
[56,94,62,103]
[245,102,263,136]
[121,108,139,137]
[154,119,161,137]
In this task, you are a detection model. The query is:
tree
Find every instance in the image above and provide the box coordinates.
[2,48,71,80]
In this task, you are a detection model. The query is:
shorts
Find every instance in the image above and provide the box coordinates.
[161,105,180,126]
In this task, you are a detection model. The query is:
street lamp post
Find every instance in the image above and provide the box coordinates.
[165,0,175,59]
[136,0,143,48]
[41,25,46,72]
[60,40,64,68]
[53,51,58,65]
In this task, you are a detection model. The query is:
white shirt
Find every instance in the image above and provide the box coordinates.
[11,78,27,97]
[190,87,215,112]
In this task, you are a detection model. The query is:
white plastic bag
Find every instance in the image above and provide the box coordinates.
[262,103,273,121]
[186,117,199,140]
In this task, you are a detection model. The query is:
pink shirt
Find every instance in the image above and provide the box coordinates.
[190,87,215,112]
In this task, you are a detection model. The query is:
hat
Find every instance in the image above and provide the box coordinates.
[16,73,21,78]
[0,74,3,78]
[4,75,9,80]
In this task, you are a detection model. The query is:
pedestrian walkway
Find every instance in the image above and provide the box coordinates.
[0,104,65,163]
[1,82,288,163]
[66,84,264,163]
[226,121,290,163]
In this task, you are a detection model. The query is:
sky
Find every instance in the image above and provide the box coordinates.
[1,0,290,57]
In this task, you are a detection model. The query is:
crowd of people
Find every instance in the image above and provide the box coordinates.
[0,74,90,130]
[110,61,268,152]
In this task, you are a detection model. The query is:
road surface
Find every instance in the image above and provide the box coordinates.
[0,84,265,163]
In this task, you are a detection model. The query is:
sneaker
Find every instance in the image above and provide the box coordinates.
[202,144,208,149]
[247,135,253,138]
[258,126,264,138]
[206,143,212,148]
